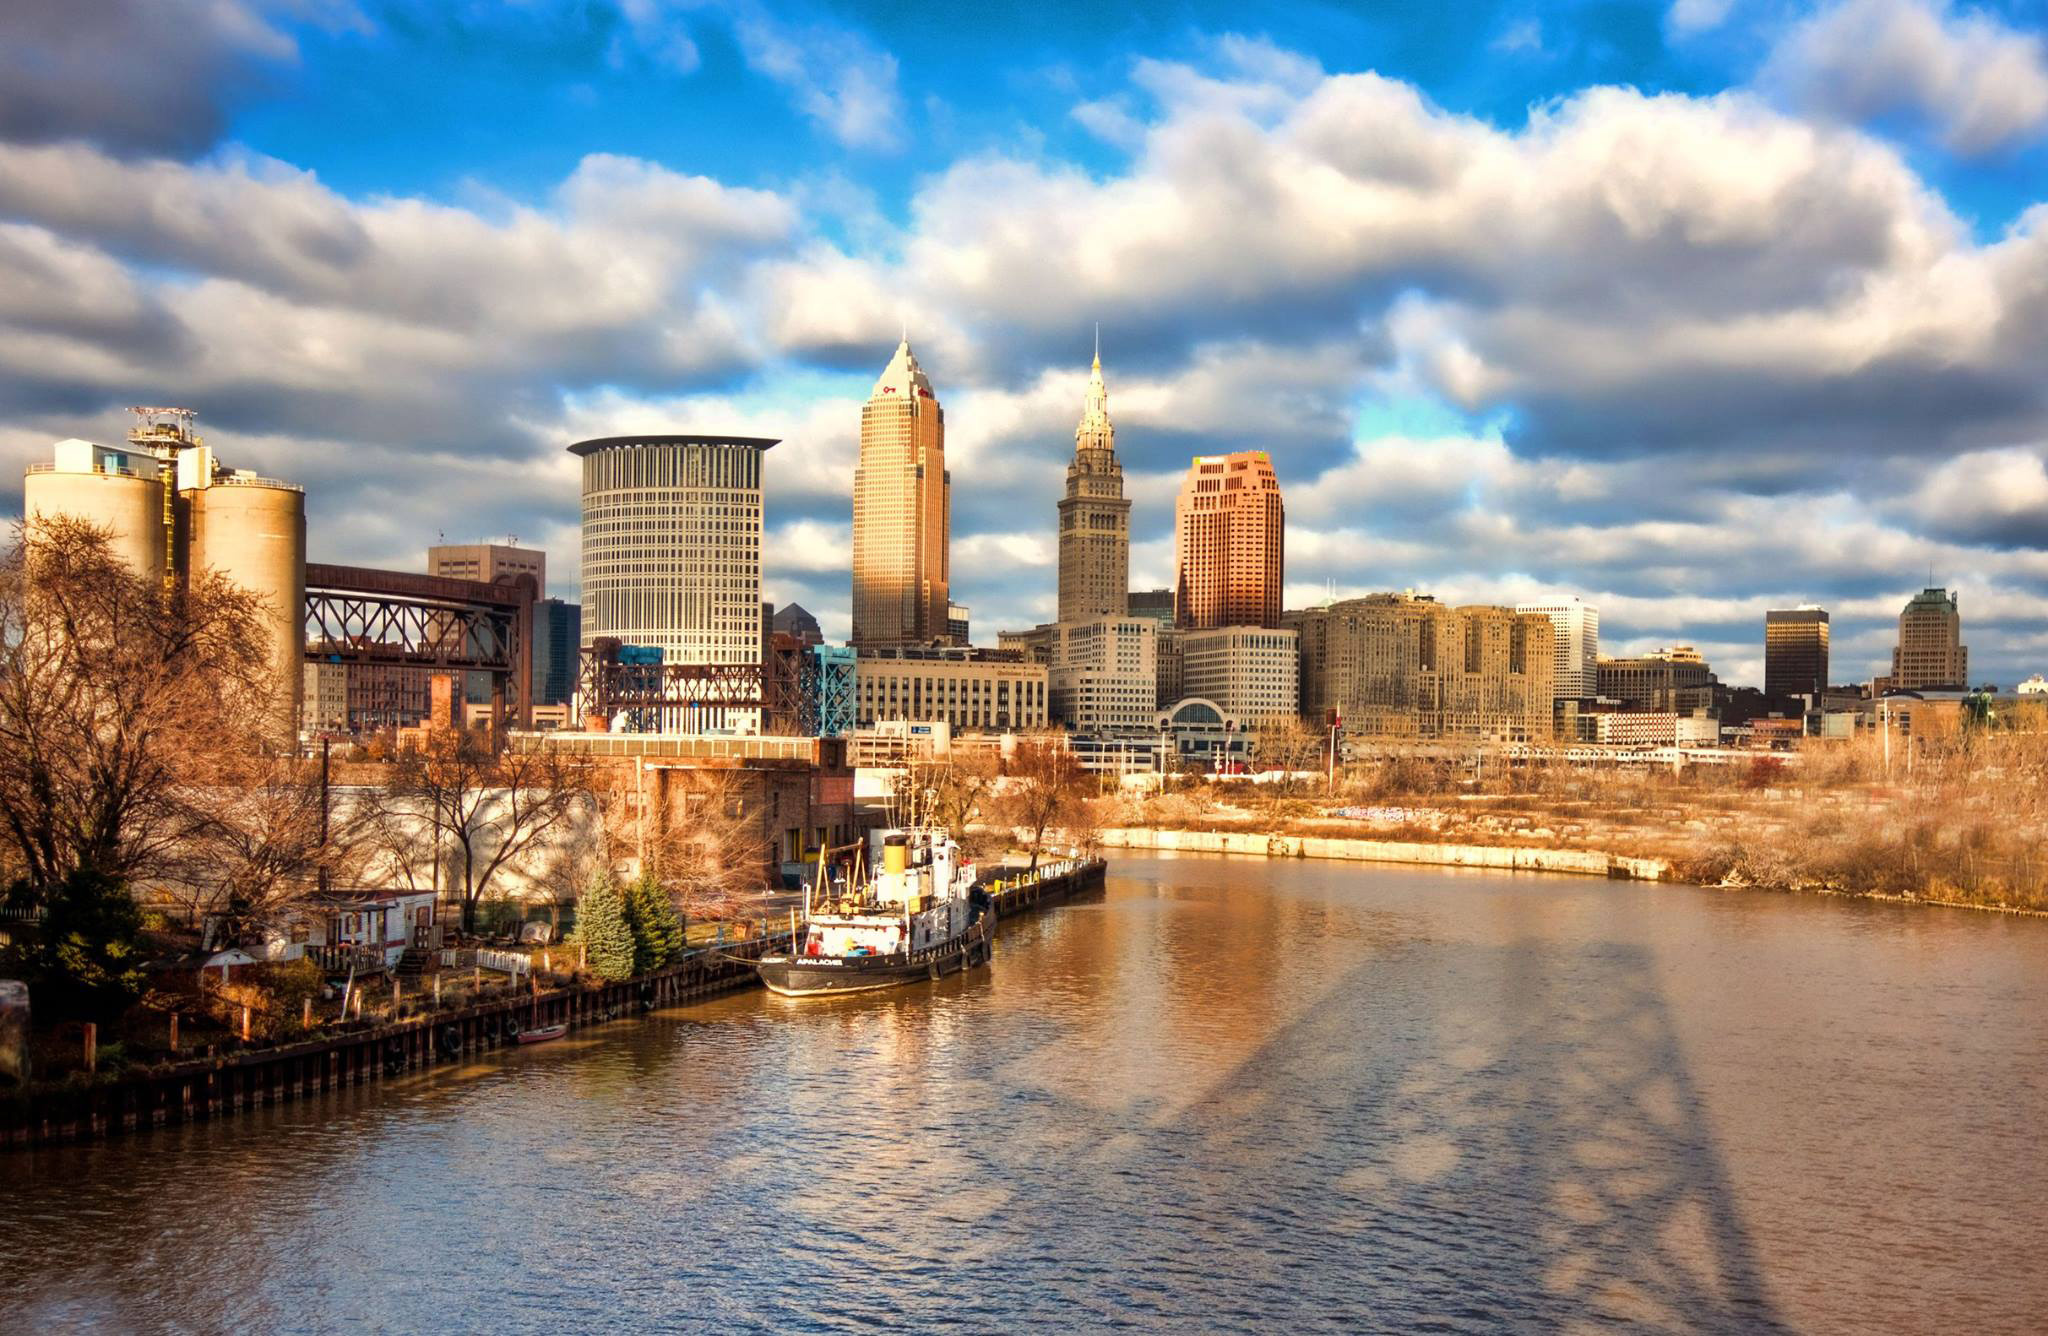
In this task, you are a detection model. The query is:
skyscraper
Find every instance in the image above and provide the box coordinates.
[1174,451,1284,630]
[1764,607,1829,701]
[531,597,582,706]
[1057,341,1129,622]
[1515,596,1600,702]
[853,339,950,646]
[1891,588,1967,690]
[572,433,771,666]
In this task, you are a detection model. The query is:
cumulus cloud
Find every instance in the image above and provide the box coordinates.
[1905,445,2048,547]
[2,33,2047,679]
[1762,0,2048,152]
[0,0,358,158]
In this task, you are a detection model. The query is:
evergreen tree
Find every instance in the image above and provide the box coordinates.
[623,875,687,974]
[570,871,636,982]
[4,868,145,1021]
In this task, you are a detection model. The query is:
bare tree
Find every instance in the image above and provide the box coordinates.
[588,762,766,924]
[160,749,377,940]
[1253,714,1325,791]
[893,746,1001,860]
[0,515,271,902]
[379,728,594,933]
[1000,736,1097,872]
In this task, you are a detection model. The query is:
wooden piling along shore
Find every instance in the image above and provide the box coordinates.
[1,858,1105,1150]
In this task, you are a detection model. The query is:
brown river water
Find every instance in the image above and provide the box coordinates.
[4,853,2046,1333]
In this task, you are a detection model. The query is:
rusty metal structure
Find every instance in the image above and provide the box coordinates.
[577,635,805,735]
[304,564,533,730]
[801,644,856,737]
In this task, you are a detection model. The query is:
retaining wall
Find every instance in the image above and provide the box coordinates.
[1099,827,1668,881]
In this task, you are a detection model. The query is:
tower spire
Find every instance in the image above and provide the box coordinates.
[1093,322,1100,369]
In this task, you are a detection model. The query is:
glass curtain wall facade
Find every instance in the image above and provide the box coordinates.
[1764,607,1830,701]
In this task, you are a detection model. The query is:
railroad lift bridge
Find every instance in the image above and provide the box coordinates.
[302,564,534,729]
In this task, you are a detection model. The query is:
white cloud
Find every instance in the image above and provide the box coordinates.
[614,0,701,73]
[729,7,905,150]
[1906,445,2048,544]
[1667,0,1737,36]
[1763,0,2048,152]
[1492,20,1544,55]
[5,36,2048,682]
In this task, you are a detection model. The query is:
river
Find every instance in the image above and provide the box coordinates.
[4,854,2046,1333]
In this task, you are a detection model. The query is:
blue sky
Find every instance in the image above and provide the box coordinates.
[3,0,2048,686]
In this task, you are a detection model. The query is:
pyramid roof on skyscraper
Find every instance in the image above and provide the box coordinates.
[871,338,935,401]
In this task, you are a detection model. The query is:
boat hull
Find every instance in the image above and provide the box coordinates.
[515,1024,567,1044]
[756,927,992,998]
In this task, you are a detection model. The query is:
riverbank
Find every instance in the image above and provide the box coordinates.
[1098,827,1669,880]
[1099,825,2048,919]
[1,858,1106,1149]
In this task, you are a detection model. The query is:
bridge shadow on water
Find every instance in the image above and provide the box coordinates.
[996,937,1790,1333]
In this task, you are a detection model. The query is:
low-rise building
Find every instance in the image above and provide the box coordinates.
[1180,625,1298,726]
[522,731,857,887]
[303,660,349,734]
[1597,646,1717,714]
[853,645,1048,732]
[1156,696,1252,768]
[1582,712,1719,747]
[1036,617,1160,736]
[257,889,443,973]
[2019,674,2047,696]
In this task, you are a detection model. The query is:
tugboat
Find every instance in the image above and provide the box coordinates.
[755,817,993,998]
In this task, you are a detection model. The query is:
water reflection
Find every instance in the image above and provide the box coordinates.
[4,855,2046,1333]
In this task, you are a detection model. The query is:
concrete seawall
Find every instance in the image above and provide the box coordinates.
[1099,827,1669,881]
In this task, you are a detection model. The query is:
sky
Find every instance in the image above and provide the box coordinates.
[3,0,2047,689]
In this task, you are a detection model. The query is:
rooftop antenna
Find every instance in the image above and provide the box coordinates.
[1093,322,1100,365]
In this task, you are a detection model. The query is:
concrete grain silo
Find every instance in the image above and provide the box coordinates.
[180,470,307,737]
[22,409,309,741]
[22,439,168,584]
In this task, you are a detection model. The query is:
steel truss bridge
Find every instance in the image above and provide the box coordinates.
[579,635,806,735]
[303,564,533,728]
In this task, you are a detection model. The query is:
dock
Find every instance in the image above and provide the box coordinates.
[1,857,1105,1149]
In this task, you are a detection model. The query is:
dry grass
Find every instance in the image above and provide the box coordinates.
[1115,728,2048,911]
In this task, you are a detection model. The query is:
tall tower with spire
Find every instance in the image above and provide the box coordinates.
[853,337,951,646]
[1057,333,1131,623]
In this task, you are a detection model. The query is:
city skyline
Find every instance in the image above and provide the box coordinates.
[1,3,2046,687]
